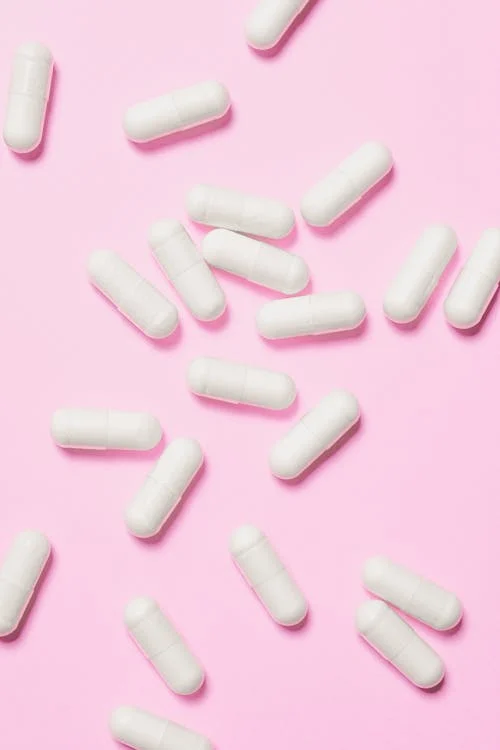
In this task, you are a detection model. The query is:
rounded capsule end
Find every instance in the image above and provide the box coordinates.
[283,255,309,295]
[148,219,184,249]
[134,413,163,450]
[124,597,157,628]
[187,184,210,223]
[229,524,263,556]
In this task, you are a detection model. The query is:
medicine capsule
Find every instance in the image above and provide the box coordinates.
[245,0,311,50]
[356,599,445,689]
[88,250,178,339]
[187,356,296,410]
[125,597,204,695]
[256,291,366,339]
[202,229,309,295]
[125,438,203,538]
[363,556,462,631]
[383,225,457,323]
[444,228,500,329]
[0,531,51,636]
[3,42,53,153]
[51,409,162,451]
[123,81,230,143]
[300,142,393,227]
[110,706,213,750]
[270,389,360,479]
[187,184,294,239]
[230,525,307,626]
[149,220,226,322]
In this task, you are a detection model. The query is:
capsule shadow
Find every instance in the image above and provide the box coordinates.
[447,286,500,337]
[249,0,325,59]
[1,549,54,643]
[204,265,312,301]
[195,303,231,332]
[13,65,59,163]
[56,434,166,463]
[189,390,300,422]
[260,315,368,350]
[127,108,234,155]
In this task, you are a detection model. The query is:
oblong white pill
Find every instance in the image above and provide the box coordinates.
[256,291,366,339]
[300,142,393,227]
[51,409,162,451]
[125,597,204,695]
[125,438,203,538]
[187,184,294,238]
[110,706,213,750]
[123,81,230,143]
[270,389,360,479]
[0,531,51,636]
[188,357,296,410]
[88,250,178,339]
[356,599,445,689]
[444,228,500,329]
[3,42,53,153]
[202,229,309,295]
[149,220,226,322]
[383,225,457,323]
[245,0,311,50]
[230,525,307,626]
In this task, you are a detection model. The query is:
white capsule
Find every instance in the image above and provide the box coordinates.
[3,42,53,153]
[444,228,500,329]
[270,389,360,479]
[125,439,203,538]
[363,556,462,631]
[123,81,230,143]
[51,409,162,451]
[110,706,212,750]
[149,220,226,322]
[125,597,204,695]
[187,184,294,239]
[88,250,178,339]
[0,531,51,636]
[300,142,393,227]
[356,599,445,689]
[188,356,296,410]
[245,0,311,50]
[384,226,457,323]
[230,525,307,626]
[256,291,366,339]
[202,229,309,295]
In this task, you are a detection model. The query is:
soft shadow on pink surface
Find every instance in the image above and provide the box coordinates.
[56,434,166,464]
[260,316,369,350]
[127,108,233,155]
[268,223,299,251]
[13,66,59,163]
[195,304,231,332]
[197,266,313,301]
[447,287,500,337]
[0,551,54,643]
[249,0,325,59]
[189,391,300,421]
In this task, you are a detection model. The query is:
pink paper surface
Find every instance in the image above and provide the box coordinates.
[1,1,499,747]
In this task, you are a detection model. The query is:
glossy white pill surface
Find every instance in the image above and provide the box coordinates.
[245,0,311,50]
[3,42,53,153]
[125,597,204,695]
[270,389,359,479]
[202,229,309,294]
[149,220,226,321]
[51,409,162,451]
[188,185,294,238]
[125,439,203,538]
[257,291,366,339]
[301,142,393,227]
[230,525,307,626]
[88,250,178,339]
[444,228,500,329]
[123,81,230,143]
[110,706,212,750]
[188,357,296,410]
[0,531,51,636]
[356,599,445,689]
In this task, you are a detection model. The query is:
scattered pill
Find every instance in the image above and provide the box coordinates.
[245,0,311,50]
[125,597,204,695]
[356,599,445,689]
[230,525,307,626]
[202,229,309,294]
[110,706,212,750]
[149,220,226,322]
[256,291,366,339]
[363,556,462,631]
[0,531,51,637]
[270,389,359,479]
[187,184,294,238]
[123,81,230,143]
[300,142,393,227]
[88,250,178,339]
[444,228,500,329]
[3,42,53,153]
[383,225,457,324]
[125,438,203,538]
[51,409,162,451]
[188,356,296,410]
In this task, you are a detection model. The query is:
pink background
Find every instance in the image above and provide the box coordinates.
[1,0,499,747]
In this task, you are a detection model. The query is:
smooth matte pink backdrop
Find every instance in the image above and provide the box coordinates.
[1,0,499,747]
